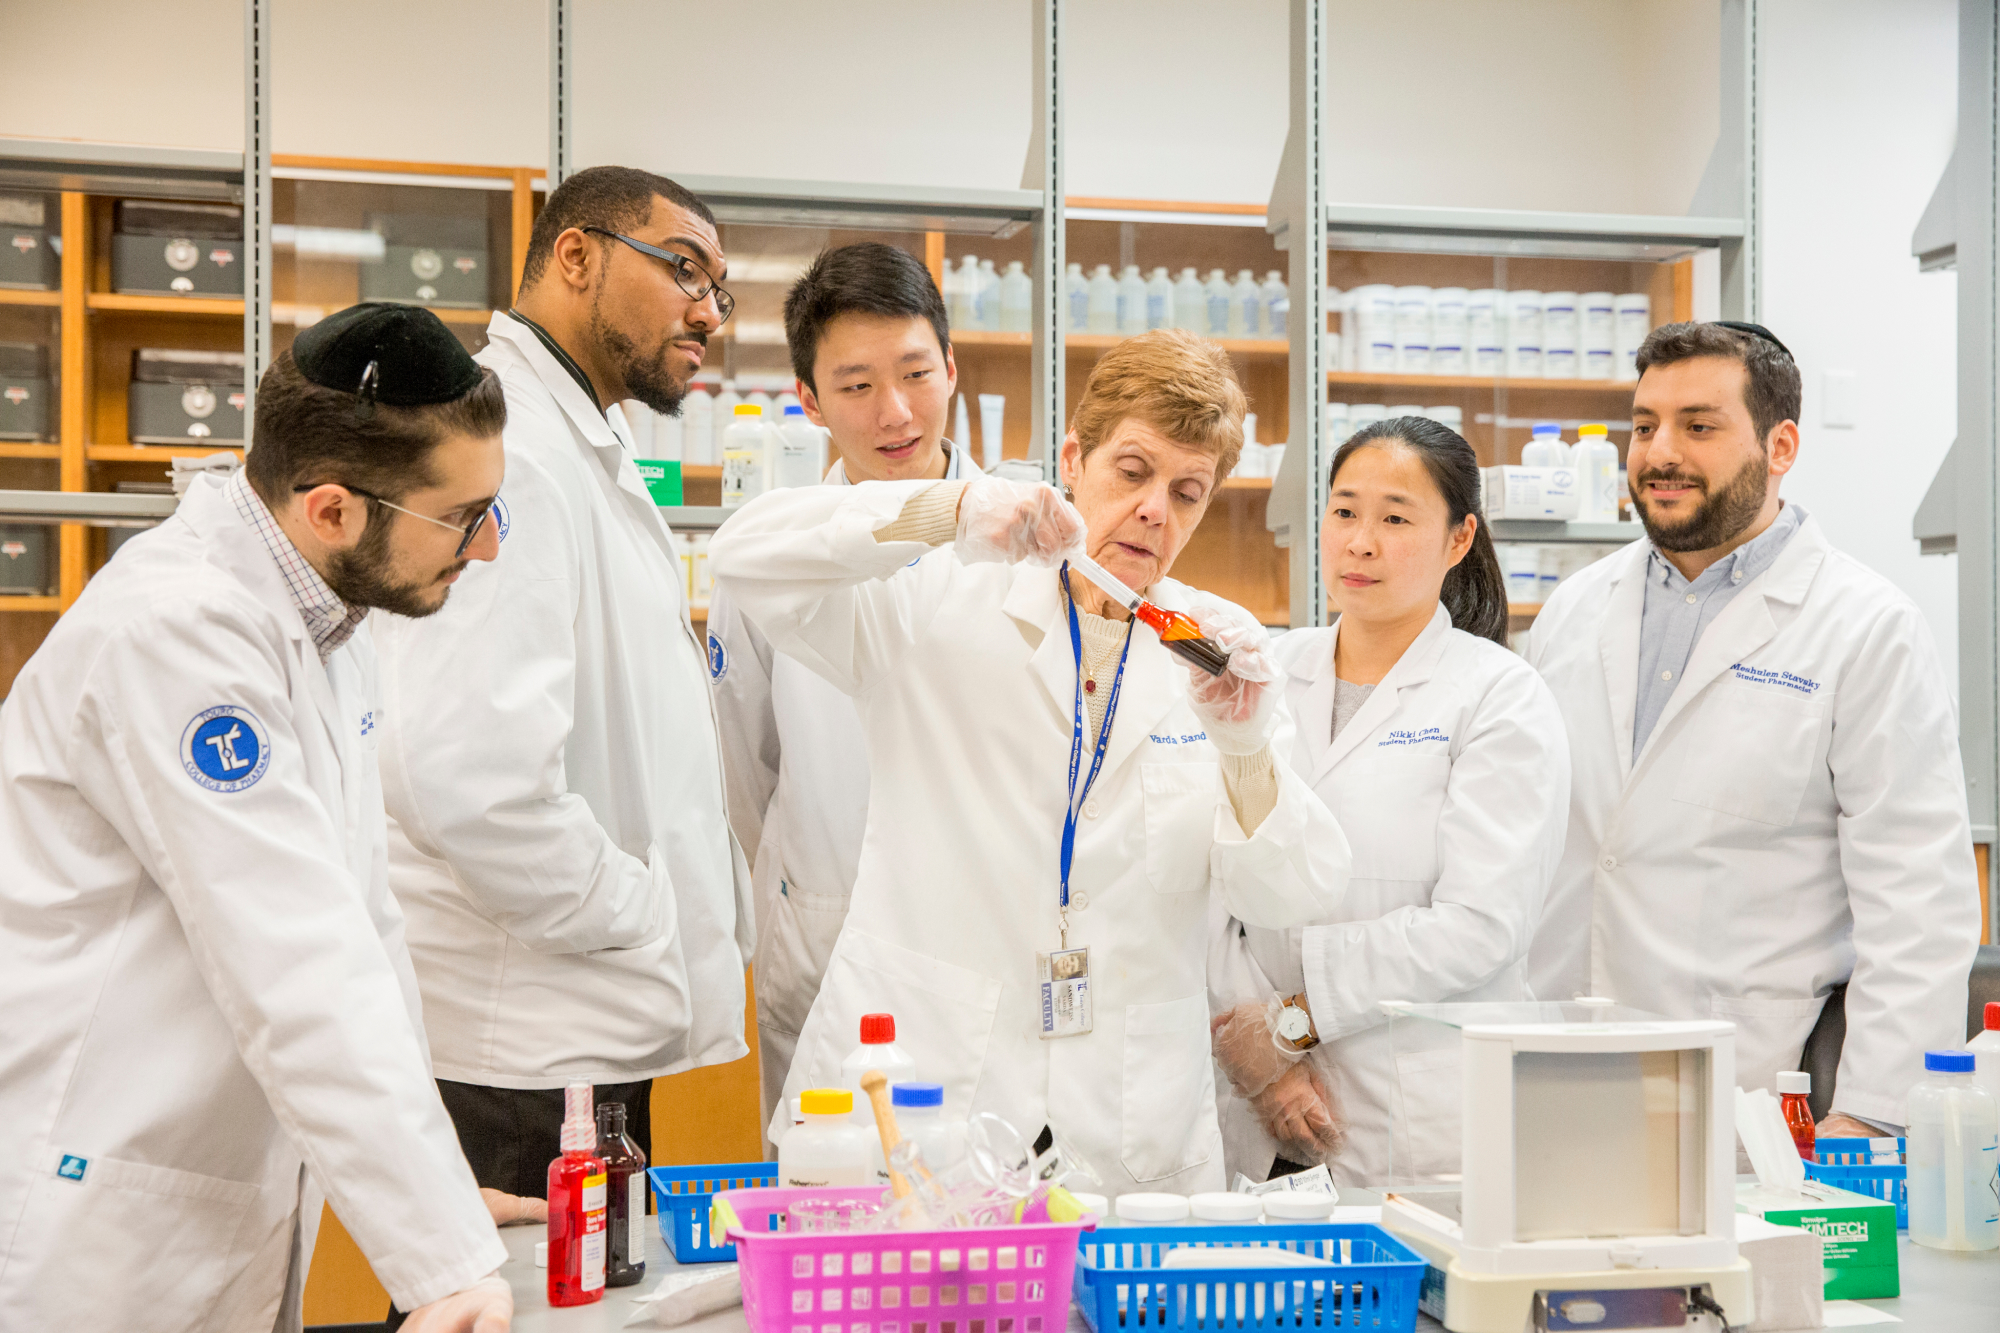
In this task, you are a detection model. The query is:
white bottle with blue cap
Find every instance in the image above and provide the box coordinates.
[774,404,828,489]
[1906,1048,1999,1251]
[868,1081,962,1184]
[1520,421,1567,467]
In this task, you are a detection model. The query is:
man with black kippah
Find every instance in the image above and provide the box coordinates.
[0,304,522,1330]
[374,167,752,1193]
[1527,320,1982,1144]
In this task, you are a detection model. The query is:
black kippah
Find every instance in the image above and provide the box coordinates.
[291,301,483,407]
[1711,320,1793,359]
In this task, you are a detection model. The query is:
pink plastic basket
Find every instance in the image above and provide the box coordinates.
[715,1185,1089,1333]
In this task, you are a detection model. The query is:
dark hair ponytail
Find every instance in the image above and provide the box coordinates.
[1327,414,1510,645]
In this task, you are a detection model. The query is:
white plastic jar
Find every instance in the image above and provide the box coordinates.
[1116,1193,1192,1224]
[1262,1191,1338,1223]
[1189,1192,1263,1224]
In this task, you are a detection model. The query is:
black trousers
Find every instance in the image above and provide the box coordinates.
[435,1078,655,1199]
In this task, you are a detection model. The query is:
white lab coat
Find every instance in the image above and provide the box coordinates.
[0,475,501,1329]
[709,443,976,1132]
[373,312,752,1087]
[1212,607,1570,1186]
[710,481,1351,1194]
[1525,515,1982,1125]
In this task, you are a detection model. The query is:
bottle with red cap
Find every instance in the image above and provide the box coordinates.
[840,1012,916,1125]
[1971,1001,2000,1111]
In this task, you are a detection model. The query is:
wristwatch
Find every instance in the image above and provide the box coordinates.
[1273,994,1319,1051]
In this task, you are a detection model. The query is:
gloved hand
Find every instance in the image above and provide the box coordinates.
[1252,1061,1343,1165]
[1182,594,1280,755]
[403,1272,512,1333]
[1210,993,1307,1098]
[480,1187,546,1226]
[954,476,1087,568]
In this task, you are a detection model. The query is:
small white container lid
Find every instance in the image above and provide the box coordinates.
[1261,1190,1339,1220]
[1775,1071,1811,1094]
[1189,1192,1263,1222]
[1069,1191,1110,1218]
[1116,1192,1191,1222]
[534,1240,548,1267]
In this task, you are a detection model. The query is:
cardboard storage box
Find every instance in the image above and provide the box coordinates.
[0,342,52,441]
[111,200,243,298]
[0,193,59,290]
[0,524,54,595]
[359,213,490,309]
[129,349,246,446]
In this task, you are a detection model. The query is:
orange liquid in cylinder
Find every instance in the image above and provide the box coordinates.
[1135,602,1203,641]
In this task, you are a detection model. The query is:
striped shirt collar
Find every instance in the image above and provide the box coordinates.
[226,469,366,664]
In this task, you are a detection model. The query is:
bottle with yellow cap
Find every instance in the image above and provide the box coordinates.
[1574,422,1622,523]
[779,1088,871,1187]
[722,402,778,508]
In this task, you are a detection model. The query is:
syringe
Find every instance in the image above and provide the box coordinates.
[1064,552,1231,677]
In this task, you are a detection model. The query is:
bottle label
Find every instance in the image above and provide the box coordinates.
[581,1170,608,1289]
[581,1231,606,1290]
[628,1173,644,1262]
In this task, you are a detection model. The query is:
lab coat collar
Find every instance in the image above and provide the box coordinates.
[1299,603,1452,781]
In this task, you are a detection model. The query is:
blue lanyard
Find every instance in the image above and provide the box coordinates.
[1060,564,1134,931]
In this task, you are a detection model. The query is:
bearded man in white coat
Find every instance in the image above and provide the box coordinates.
[0,305,519,1331]
[707,242,977,1137]
[1525,320,1982,1139]
[374,166,752,1195]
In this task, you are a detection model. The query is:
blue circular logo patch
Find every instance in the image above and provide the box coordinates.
[180,705,271,792]
[492,495,511,543]
[707,632,727,681]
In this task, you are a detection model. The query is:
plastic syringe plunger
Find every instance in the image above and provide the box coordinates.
[1064,553,1231,677]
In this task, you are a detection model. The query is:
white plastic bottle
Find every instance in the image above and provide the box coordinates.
[745,388,774,417]
[721,403,772,506]
[1000,260,1032,332]
[1503,290,1543,379]
[1579,291,1616,380]
[1393,285,1432,374]
[1521,421,1566,467]
[1086,264,1118,334]
[1429,286,1469,375]
[714,378,742,420]
[1325,401,1351,448]
[1203,269,1232,336]
[1540,291,1580,379]
[868,1082,963,1185]
[1614,292,1652,379]
[1574,423,1620,522]
[773,389,801,420]
[1261,270,1289,338]
[1172,267,1205,331]
[975,259,1001,331]
[951,255,979,329]
[1230,269,1261,338]
[653,402,684,461]
[1467,288,1504,376]
[1353,286,1398,374]
[840,1012,917,1126]
[775,404,828,488]
[1906,1049,2000,1251]
[780,1089,871,1188]
[681,381,716,465]
[1064,262,1088,333]
[1145,266,1173,330]
[1970,1003,2000,1128]
[1117,264,1148,335]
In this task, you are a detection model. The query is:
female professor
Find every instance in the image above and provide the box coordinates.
[710,330,1350,1194]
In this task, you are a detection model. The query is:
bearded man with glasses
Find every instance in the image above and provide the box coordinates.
[372,166,753,1203]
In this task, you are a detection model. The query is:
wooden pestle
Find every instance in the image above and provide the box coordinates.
[859,1069,913,1199]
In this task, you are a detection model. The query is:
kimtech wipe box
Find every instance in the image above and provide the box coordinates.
[359,213,490,309]
[111,201,244,298]
[1737,1180,1899,1299]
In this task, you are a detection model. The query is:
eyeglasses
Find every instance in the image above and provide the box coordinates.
[293,483,494,558]
[582,227,734,326]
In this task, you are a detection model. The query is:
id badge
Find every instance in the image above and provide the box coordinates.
[1037,947,1092,1039]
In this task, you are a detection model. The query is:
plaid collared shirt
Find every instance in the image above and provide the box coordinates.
[227,469,367,664]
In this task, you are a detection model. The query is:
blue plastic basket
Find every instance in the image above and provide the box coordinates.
[647,1161,778,1261]
[1074,1222,1425,1333]
[1805,1136,1907,1230]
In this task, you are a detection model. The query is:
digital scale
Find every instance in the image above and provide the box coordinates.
[1373,1001,1754,1332]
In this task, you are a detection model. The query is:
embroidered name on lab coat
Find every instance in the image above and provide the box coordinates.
[1149,732,1208,745]
[1379,727,1449,748]
[1729,663,1821,695]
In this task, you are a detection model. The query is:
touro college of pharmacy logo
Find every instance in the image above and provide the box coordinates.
[707,633,727,681]
[180,705,271,793]
[491,495,510,543]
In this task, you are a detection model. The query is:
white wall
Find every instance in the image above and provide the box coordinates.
[1760,0,1959,690]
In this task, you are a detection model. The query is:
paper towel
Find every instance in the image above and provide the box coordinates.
[1735,1213,1824,1331]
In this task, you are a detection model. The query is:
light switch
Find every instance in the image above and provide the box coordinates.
[1822,370,1857,428]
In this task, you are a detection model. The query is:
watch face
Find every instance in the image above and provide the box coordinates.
[1276,1007,1311,1041]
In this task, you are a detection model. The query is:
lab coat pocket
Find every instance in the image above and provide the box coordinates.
[1142,762,1224,893]
[1671,684,1827,827]
[23,1153,259,1324]
[1392,1048,1463,1180]
[1121,993,1219,1182]
[814,927,1002,1114]
[1709,992,1827,1090]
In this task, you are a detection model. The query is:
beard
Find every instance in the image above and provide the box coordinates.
[1633,450,1770,553]
[323,511,462,619]
[592,287,699,417]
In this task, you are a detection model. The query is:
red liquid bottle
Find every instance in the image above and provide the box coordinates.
[596,1101,648,1287]
[548,1081,608,1307]
[1776,1071,1815,1160]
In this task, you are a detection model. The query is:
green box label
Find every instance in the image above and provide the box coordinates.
[637,459,683,506]
[1758,1202,1900,1299]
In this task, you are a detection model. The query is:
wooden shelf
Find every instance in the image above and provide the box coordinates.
[1509,603,1544,618]
[274,302,493,328]
[88,443,240,463]
[0,288,61,307]
[948,329,1289,357]
[86,291,244,317]
[0,596,61,613]
[0,442,60,459]
[1221,476,1272,491]
[1328,370,1637,392]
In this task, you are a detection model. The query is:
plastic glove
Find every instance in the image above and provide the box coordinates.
[480,1187,546,1226]
[1210,993,1306,1098]
[954,476,1087,568]
[402,1272,512,1333]
[1252,1061,1343,1165]
[1182,594,1280,755]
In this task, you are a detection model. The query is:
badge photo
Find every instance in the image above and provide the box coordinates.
[180,704,272,793]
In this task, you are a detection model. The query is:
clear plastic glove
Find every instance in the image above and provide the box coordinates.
[403,1272,512,1333]
[953,476,1087,568]
[1182,594,1280,755]
[480,1187,546,1226]
[1252,1061,1343,1165]
[1210,994,1306,1098]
